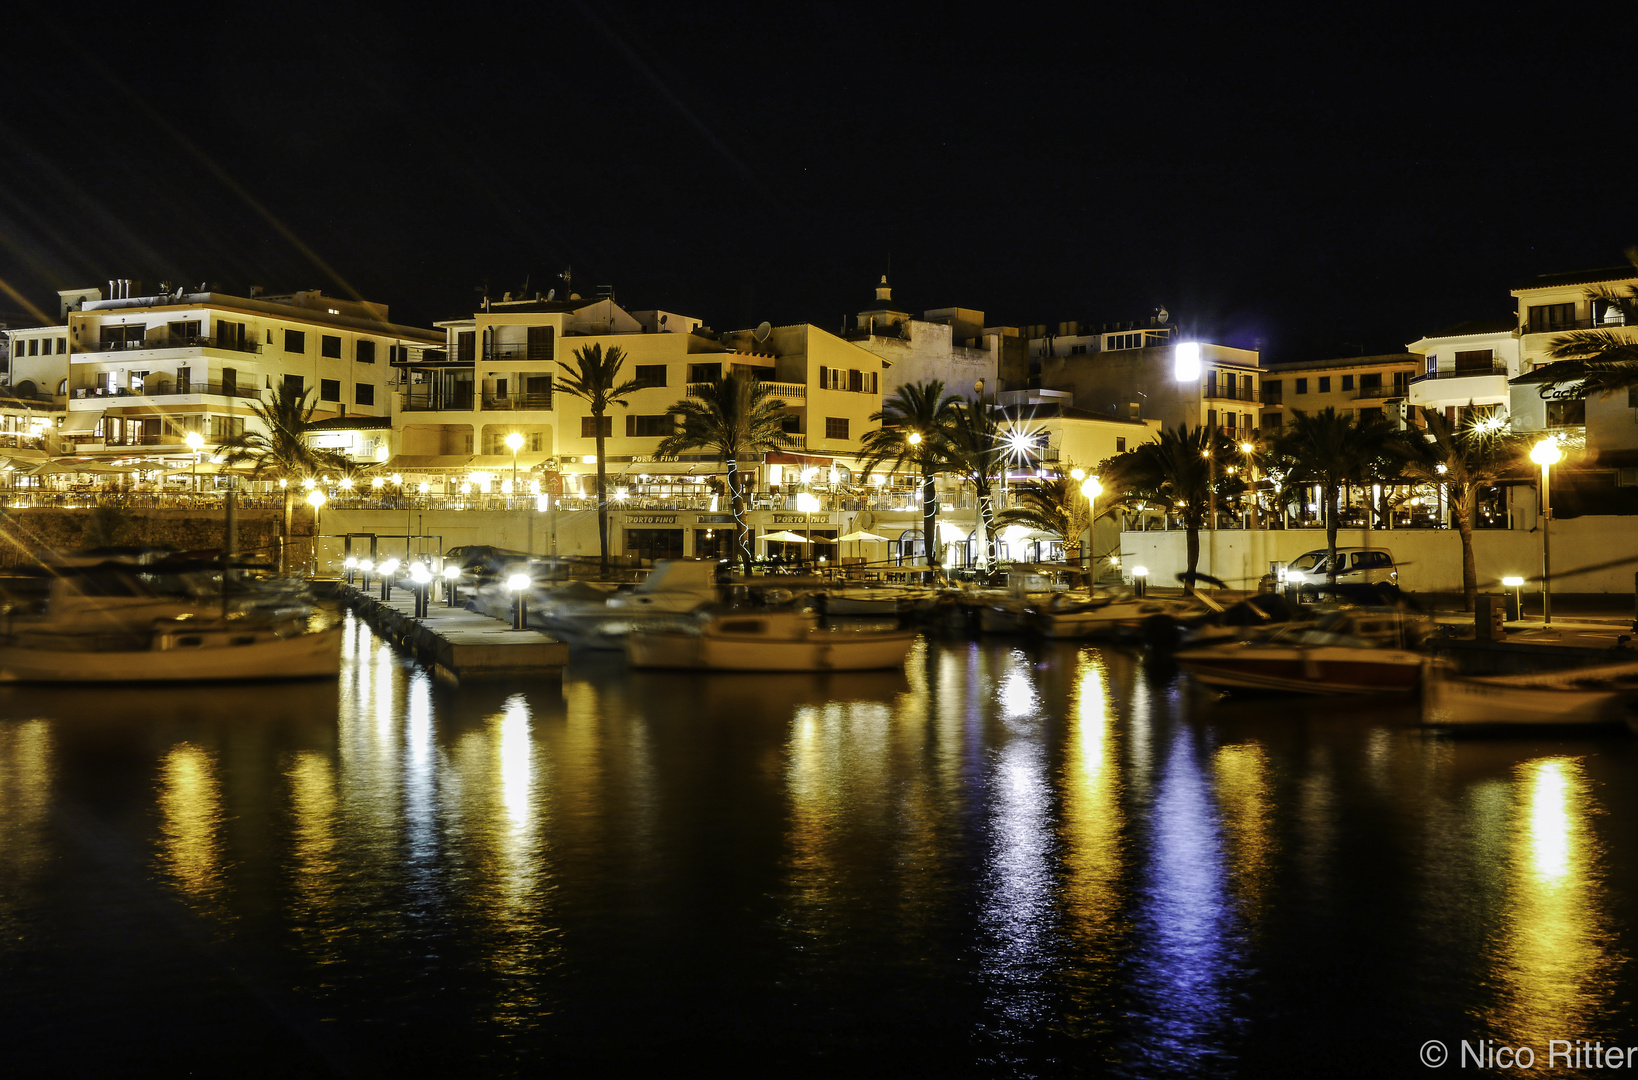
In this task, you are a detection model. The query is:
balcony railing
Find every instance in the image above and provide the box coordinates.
[1409,362,1509,383]
[1260,390,1283,405]
[1522,316,1629,336]
[1204,385,1264,402]
[688,380,807,400]
[81,334,262,355]
[72,383,262,401]
[481,345,556,363]
[401,390,476,412]
[1354,384,1407,399]
[481,392,554,410]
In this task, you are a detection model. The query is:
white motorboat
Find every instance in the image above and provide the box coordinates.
[820,585,940,616]
[0,613,342,683]
[1422,660,1638,728]
[1174,608,1431,694]
[626,609,917,672]
[532,559,723,649]
[975,564,1083,634]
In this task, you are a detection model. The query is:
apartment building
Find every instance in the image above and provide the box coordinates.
[15,282,441,464]
[1031,316,1262,436]
[1259,354,1422,431]
[1403,319,1518,428]
[843,277,1021,398]
[1505,265,1638,453]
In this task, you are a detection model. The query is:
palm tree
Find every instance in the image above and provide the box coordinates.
[942,399,1004,565]
[657,372,790,572]
[1276,407,1394,589]
[1544,247,1638,395]
[217,383,349,573]
[1396,408,1517,611]
[859,380,961,567]
[1111,425,1216,594]
[556,343,642,576]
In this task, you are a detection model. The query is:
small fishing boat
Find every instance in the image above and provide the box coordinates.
[819,585,941,617]
[1174,608,1430,694]
[1035,593,1206,640]
[0,613,342,683]
[975,564,1083,634]
[531,559,723,649]
[626,609,917,672]
[1422,660,1638,728]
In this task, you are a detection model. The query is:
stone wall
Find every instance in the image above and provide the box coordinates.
[0,507,288,565]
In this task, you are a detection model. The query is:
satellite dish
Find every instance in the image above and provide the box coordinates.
[659,314,668,325]
[545,289,555,301]
[1156,306,1170,324]
[754,321,772,343]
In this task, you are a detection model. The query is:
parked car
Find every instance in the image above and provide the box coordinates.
[1284,547,1398,600]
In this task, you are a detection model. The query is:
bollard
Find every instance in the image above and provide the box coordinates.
[1475,594,1506,641]
[513,593,527,630]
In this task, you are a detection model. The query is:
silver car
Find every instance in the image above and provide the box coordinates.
[1284,548,1398,599]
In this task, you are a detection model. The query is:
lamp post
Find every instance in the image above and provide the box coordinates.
[1239,440,1258,529]
[306,488,327,576]
[906,431,930,567]
[1530,438,1562,627]
[444,563,461,607]
[1080,474,1102,579]
[409,561,431,618]
[506,432,524,504]
[507,571,531,630]
[1502,575,1525,623]
[184,430,204,494]
[797,491,820,571]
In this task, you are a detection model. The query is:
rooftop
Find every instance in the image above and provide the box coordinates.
[1263,353,1421,373]
[1511,266,1638,293]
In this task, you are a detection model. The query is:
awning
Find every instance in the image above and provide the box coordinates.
[60,410,104,435]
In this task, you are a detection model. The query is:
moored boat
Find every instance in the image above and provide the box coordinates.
[626,609,917,672]
[0,614,342,683]
[1422,660,1638,728]
[1174,608,1431,694]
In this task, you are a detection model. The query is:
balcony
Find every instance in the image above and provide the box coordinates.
[80,334,262,356]
[1522,316,1629,336]
[1203,385,1264,402]
[1260,390,1283,406]
[688,380,807,400]
[72,383,262,402]
[1409,362,1509,383]
[401,390,476,412]
[480,392,554,411]
[481,345,556,363]
[1354,384,1408,399]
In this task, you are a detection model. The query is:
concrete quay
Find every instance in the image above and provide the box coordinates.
[338,582,568,683]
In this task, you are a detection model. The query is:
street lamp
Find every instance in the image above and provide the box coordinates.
[184,430,204,493]
[306,488,327,575]
[1080,474,1102,575]
[506,432,524,498]
[1502,575,1526,622]
[1239,440,1258,529]
[443,563,461,607]
[796,491,820,569]
[409,561,432,618]
[507,571,531,630]
[1530,438,1562,627]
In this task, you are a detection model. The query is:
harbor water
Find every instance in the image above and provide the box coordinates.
[3,608,1636,1076]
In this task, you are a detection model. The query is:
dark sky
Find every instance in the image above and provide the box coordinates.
[1,2,1630,362]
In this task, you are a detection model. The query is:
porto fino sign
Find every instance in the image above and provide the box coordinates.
[773,513,833,524]
[624,515,678,525]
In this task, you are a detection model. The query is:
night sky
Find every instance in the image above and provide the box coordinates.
[1,2,1629,362]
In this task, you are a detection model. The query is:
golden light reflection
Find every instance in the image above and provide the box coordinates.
[1213,744,1275,925]
[1488,756,1614,1049]
[0,721,53,919]
[156,743,227,909]
[286,751,340,958]
[1058,652,1124,1032]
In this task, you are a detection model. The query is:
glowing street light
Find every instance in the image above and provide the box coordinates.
[184,430,204,493]
[1080,474,1103,575]
[506,571,531,629]
[1530,438,1563,626]
[506,431,524,494]
[1502,575,1526,622]
[443,562,462,606]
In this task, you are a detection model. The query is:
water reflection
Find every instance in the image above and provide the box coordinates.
[1213,743,1275,927]
[1136,727,1233,1070]
[0,720,53,933]
[1489,756,1617,1048]
[156,743,227,911]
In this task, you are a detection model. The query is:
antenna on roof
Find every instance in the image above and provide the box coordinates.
[754,321,772,343]
[545,289,555,301]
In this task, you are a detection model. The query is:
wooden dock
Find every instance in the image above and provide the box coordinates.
[339,583,568,682]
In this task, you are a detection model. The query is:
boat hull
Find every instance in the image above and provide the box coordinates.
[627,628,917,672]
[0,626,343,683]
[1423,663,1638,727]
[1175,644,1424,694]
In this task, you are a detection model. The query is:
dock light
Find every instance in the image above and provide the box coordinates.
[1174,341,1202,382]
[359,558,374,590]
[507,571,531,629]
[379,558,400,601]
[1503,576,1526,622]
[1502,575,1525,587]
[443,562,461,606]
[409,561,432,616]
[344,556,358,584]
[1132,565,1149,597]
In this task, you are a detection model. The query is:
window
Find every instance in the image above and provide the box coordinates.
[356,340,376,363]
[284,329,306,353]
[1264,414,1283,431]
[625,414,672,437]
[1528,303,1576,332]
[527,325,554,361]
[1115,437,1126,453]
[389,345,408,364]
[524,376,552,406]
[1318,376,1331,393]
[689,362,721,383]
[457,331,475,362]
[634,365,667,388]
[56,337,66,353]
[208,416,245,440]
[1070,344,1086,355]
[321,335,342,358]
[825,417,849,440]
[320,379,341,402]
[222,368,237,395]
[283,374,305,398]
[1393,371,1410,394]
[1341,375,1354,391]
[1360,373,1382,392]
[1295,378,1308,394]
[1454,349,1493,373]
[1358,406,1382,420]
[1546,399,1585,427]
[581,415,613,438]
[1263,379,1282,402]
[355,383,375,406]
[1426,354,1438,374]
[28,339,38,356]
[781,415,801,433]
[40,338,52,356]
[176,367,191,393]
